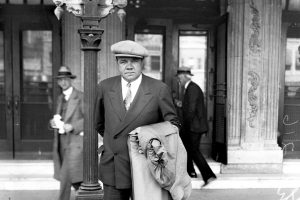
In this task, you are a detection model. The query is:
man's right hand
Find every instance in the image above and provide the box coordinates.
[49,119,57,129]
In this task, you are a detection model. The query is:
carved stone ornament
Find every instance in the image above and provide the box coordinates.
[53,0,83,20]
[249,0,261,54]
[52,0,127,21]
[78,29,104,50]
[247,71,259,128]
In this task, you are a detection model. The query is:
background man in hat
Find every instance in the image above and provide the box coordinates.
[50,66,84,200]
[175,66,216,187]
[94,40,180,200]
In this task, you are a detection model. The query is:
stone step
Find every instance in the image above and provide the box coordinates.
[192,173,300,189]
[0,159,300,190]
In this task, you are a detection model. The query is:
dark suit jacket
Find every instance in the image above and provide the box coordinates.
[182,81,208,134]
[53,88,84,183]
[94,74,179,189]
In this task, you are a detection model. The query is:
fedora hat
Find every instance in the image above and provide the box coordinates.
[56,66,76,79]
[176,66,194,76]
[111,40,149,58]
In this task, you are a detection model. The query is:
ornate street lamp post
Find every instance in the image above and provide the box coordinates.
[52,0,127,199]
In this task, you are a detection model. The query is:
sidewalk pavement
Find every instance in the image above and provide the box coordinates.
[2,160,300,199]
[1,188,300,200]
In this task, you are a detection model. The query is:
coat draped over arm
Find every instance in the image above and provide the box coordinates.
[128,121,192,200]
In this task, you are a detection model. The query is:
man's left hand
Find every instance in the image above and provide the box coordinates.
[64,124,73,133]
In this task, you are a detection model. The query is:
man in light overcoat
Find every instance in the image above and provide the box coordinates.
[50,66,84,200]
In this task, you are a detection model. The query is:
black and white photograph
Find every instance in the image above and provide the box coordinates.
[0,0,300,199]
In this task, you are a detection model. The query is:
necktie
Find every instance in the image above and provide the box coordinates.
[124,82,132,111]
[60,94,67,120]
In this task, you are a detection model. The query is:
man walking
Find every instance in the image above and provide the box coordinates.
[50,66,84,200]
[175,66,216,187]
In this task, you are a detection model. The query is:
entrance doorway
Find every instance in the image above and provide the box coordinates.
[0,6,61,159]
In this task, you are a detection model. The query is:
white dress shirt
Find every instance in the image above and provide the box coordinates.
[121,75,142,103]
[63,87,73,101]
[184,80,191,90]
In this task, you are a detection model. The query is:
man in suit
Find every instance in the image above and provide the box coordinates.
[94,40,180,200]
[50,66,84,200]
[175,66,216,187]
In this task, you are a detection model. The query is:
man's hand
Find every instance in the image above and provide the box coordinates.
[64,123,73,133]
[49,119,57,129]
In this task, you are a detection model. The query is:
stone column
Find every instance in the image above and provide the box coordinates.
[226,0,283,173]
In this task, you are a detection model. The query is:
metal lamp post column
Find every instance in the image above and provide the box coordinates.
[76,20,104,200]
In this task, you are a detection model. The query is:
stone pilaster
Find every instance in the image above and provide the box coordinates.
[98,14,125,81]
[226,0,283,173]
[62,13,82,90]
[227,0,244,147]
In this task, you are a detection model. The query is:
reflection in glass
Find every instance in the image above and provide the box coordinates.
[179,34,207,96]
[21,31,53,140]
[0,31,5,139]
[135,34,163,80]
[281,38,300,158]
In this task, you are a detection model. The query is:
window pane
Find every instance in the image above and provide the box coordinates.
[179,34,207,96]
[134,34,163,80]
[281,38,300,158]
[21,31,53,140]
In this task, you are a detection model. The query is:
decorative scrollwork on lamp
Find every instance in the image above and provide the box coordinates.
[52,0,127,21]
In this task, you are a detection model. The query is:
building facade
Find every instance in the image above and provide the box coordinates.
[0,0,299,174]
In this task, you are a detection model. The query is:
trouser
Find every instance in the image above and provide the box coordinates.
[180,130,216,182]
[58,180,82,200]
[103,184,132,200]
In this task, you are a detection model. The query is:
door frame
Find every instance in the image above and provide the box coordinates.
[176,23,216,157]
[211,14,228,164]
[0,5,61,159]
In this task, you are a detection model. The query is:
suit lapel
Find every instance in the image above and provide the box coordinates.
[113,75,153,137]
[64,89,79,122]
[108,77,126,121]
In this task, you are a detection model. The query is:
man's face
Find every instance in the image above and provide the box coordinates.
[117,57,143,82]
[177,74,187,85]
[57,77,72,91]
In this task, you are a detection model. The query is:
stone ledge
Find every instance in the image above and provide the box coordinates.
[221,163,283,174]
[228,149,283,164]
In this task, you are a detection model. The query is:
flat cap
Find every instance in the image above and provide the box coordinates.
[176,66,194,76]
[111,40,149,58]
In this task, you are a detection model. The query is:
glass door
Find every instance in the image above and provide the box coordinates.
[280,36,300,159]
[134,26,165,80]
[0,7,61,159]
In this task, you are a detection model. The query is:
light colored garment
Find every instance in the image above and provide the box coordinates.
[128,134,172,200]
[128,121,192,200]
[53,88,84,183]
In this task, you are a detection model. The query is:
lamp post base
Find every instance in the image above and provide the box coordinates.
[75,188,104,200]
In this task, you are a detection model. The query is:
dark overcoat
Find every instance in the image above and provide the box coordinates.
[94,74,179,189]
[53,88,84,183]
[182,81,208,134]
